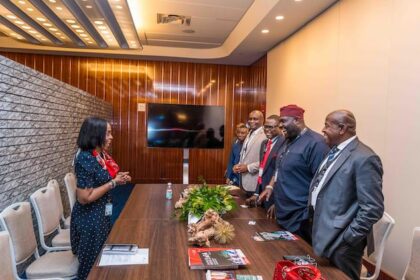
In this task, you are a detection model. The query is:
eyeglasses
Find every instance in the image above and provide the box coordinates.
[264,125,278,130]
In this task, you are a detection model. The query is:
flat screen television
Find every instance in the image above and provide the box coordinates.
[147,103,224,149]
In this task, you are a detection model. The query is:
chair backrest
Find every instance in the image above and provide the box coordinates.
[64,172,77,211]
[0,231,16,280]
[30,186,61,236]
[402,227,420,280]
[47,179,64,218]
[363,212,395,280]
[0,202,38,264]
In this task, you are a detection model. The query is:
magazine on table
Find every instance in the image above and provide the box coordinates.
[205,270,236,280]
[236,275,263,280]
[188,247,250,270]
[283,255,317,266]
[253,230,298,241]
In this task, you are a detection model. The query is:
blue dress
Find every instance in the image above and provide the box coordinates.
[70,150,112,280]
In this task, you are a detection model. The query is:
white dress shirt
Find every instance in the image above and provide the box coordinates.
[311,135,357,208]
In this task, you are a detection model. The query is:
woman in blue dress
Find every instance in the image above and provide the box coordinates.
[70,117,131,280]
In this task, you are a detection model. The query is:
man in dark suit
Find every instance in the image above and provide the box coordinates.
[245,115,285,209]
[225,123,249,186]
[310,110,384,280]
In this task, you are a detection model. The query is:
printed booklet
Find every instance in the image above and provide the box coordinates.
[253,231,298,241]
[188,248,250,269]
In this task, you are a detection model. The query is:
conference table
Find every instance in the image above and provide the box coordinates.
[88,184,349,279]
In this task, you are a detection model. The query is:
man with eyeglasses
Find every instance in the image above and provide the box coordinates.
[245,115,284,209]
[259,105,328,243]
[233,110,267,195]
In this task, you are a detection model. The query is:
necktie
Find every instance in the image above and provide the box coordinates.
[257,139,272,184]
[310,146,340,193]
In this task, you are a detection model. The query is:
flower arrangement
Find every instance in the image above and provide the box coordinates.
[175,182,237,221]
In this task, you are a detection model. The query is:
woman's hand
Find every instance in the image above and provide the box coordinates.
[114,172,132,185]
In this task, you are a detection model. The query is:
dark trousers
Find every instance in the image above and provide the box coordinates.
[330,238,367,280]
[295,219,313,245]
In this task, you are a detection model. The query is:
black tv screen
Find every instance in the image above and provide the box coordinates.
[147,103,224,149]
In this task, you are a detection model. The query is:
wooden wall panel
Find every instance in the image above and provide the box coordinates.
[1,52,267,184]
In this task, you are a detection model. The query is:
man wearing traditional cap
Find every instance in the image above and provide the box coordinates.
[259,105,328,242]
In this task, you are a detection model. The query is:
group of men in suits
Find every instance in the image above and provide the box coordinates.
[227,105,384,280]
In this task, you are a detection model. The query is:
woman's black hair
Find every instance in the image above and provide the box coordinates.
[77,117,108,151]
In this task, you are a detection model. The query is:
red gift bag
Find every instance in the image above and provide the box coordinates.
[273,260,325,280]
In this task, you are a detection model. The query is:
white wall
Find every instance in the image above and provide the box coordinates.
[267,0,420,277]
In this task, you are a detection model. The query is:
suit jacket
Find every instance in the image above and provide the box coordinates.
[311,137,384,258]
[256,136,285,208]
[256,136,285,193]
[225,139,243,185]
[239,127,267,192]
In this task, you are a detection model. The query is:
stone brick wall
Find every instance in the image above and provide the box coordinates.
[0,55,112,213]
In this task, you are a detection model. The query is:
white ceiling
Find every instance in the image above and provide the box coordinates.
[0,0,339,65]
[138,0,254,49]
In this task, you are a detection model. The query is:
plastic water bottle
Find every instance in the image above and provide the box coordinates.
[166,182,173,200]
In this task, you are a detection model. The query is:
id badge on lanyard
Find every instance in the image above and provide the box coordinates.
[258,167,264,177]
[105,203,113,216]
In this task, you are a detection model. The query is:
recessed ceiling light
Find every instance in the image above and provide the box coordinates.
[102,31,109,34]
[86,5,92,8]
[80,34,87,37]
[49,0,56,3]
[36,17,46,22]
[56,6,63,11]
[15,20,24,25]
[22,26,31,29]
[28,30,37,34]
[41,38,47,41]
[98,26,106,30]
[115,5,122,9]
[66,19,76,23]
[10,32,17,36]
[60,36,65,39]
[55,32,61,35]
[295,0,303,2]
[43,23,52,26]
[6,15,17,19]
[261,29,269,34]
[76,29,84,33]
[71,24,80,28]
[94,21,103,25]
[49,28,58,31]
[35,35,41,38]
[88,42,93,44]
[18,0,26,4]
[275,15,284,21]
[26,8,33,12]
